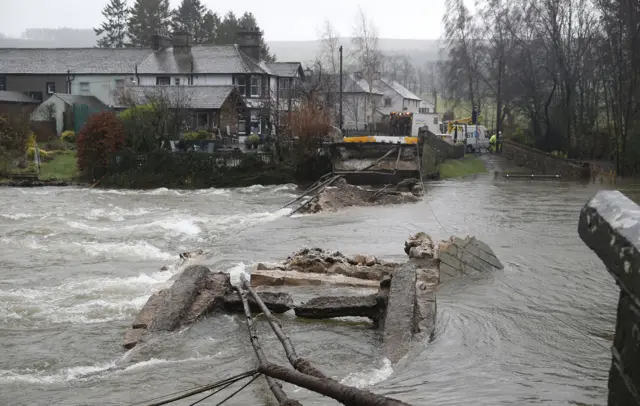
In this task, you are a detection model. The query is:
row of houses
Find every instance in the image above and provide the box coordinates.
[0,28,435,138]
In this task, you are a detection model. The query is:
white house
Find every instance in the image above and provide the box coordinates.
[0,30,304,138]
[419,99,436,114]
[131,30,304,136]
[376,78,422,116]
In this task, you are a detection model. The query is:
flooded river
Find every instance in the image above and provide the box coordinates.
[0,174,634,405]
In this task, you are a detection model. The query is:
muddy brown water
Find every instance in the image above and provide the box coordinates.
[0,174,637,405]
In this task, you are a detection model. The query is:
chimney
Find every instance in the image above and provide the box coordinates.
[236,26,263,62]
[172,30,192,53]
[151,32,172,51]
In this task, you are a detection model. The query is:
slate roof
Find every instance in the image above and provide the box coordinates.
[266,62,302,78]
[53,94,106,109]
[0,90,39,104]
[380,78,421,101]
[124,85,238,109]
[0,48,150,74]
[136,45,273,75]
[0,45,289,76]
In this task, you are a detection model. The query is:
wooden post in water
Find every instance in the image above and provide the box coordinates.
[579,190,640,405]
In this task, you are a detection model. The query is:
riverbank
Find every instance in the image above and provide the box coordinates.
[0,149,85,187]
[439,155,487,179]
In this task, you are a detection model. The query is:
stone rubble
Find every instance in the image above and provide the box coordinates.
[298,177,422,214]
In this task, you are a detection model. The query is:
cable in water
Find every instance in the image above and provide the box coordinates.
[129,369,257,406]
[191,373,261,406]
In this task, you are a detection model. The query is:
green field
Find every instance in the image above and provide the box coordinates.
[439,155,487,179]
[38,150,78,181]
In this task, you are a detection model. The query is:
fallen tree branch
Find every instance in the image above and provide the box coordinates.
[258,362,411,406]
[237,287,302,406]
[241,276,327,379]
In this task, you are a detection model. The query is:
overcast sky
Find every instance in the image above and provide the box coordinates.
[1,0,445,41]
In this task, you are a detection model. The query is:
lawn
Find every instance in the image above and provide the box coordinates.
[439,155,487,179]
[38,150,78,181]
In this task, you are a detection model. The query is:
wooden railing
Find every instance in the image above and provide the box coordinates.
[579,190,640,405]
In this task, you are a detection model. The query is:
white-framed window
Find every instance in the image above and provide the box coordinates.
[384,97,391,107]
[46,82,55,94]
[115,79,125,90]
[156,76,170,85]
[174,77,181,86]
[250,76,261,97]
[234,76,246,95]
[79,82,90,94]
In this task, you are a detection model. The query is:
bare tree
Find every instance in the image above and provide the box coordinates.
[319,21,341,75]
[351,7,382,127]
[442,0,485,113]
[118,86,193,151]
[36,103,57,122]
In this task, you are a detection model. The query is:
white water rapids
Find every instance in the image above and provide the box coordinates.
[0,177,629,405]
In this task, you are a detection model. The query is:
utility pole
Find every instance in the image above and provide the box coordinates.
[339,45,343,132]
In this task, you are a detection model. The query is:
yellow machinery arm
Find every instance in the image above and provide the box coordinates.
[447,117,473,133]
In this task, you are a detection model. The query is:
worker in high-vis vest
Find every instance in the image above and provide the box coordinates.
[489,133,497,152]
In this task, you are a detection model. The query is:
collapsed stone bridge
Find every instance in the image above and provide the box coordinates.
[124,233,503,364]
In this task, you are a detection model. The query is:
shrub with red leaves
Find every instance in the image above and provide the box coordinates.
[76,111,126,180]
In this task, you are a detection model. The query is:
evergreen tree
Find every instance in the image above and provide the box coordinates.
[128,0,171,47]
[215,12,275,62]
[94,0,130,48]
[238,12,276,62]
[201,10,221,44]
[216,11,239,45]
[171,0,207,43]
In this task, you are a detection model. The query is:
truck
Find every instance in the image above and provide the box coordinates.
[438,119,491,153]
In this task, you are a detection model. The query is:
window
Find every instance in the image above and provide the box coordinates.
[234,76,246,95]
[27,91,43,102]
[46,82,55,95]
[79,82,90,94]
[433,116,438,124]
[0,76,5,91]
[250,76,261,97]
[115,79,125,90]
[174,77,181,86]
[196,112,209,129]
[156,76,170,85]
[384,97,392,107]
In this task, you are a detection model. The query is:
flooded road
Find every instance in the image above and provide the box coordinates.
[0,174,633,405]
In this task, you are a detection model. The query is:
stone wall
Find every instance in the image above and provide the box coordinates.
[419,131,465,163]
[579,190,640,405]
[419,131,464,176]
[502,139,590,179]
